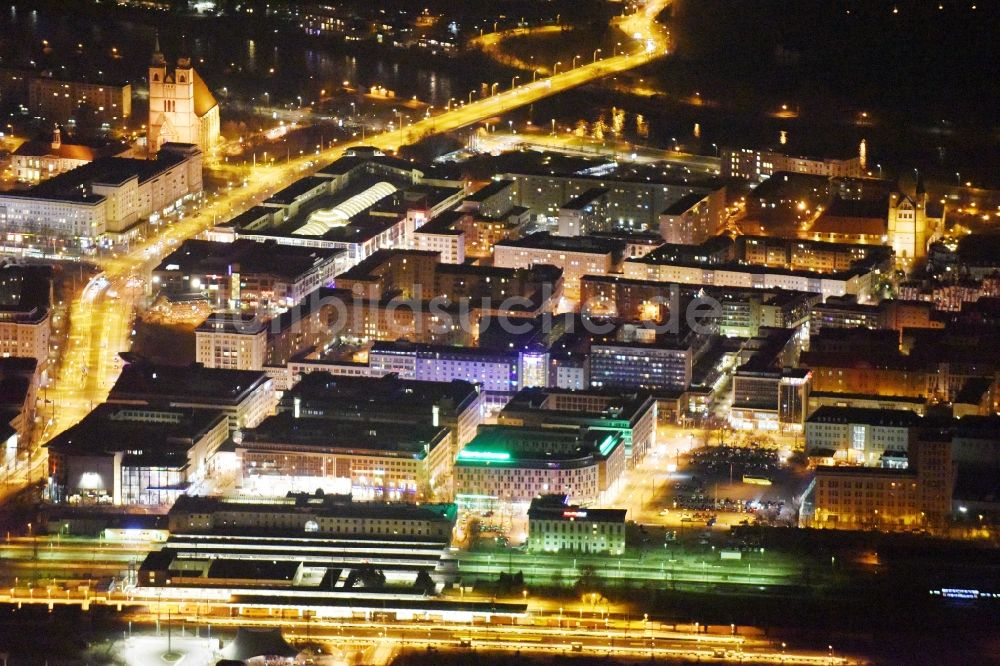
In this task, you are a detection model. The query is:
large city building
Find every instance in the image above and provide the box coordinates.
[45,403,230,505]
[0,264,52,369]
[503,166,717,229]
[11,128,129,183]
[806,435,954,531]
[215,148,463,271]
[234,412,453,500]
[805,406,922,467]
[730,328,811,433]
[152,239,342,312]
[722,147,864,182]
[498,387,657,467]
[454,425,626,506]
[106,358,276,431]
[623,247,880,302]
[147,41,219,153]
[527,495,626,555]
[493,232,625,299]
[0,142,203,247]
[278,372,483,467]
[0,357,40,452]
[658,187,727,245]
[195,314,269,370]
[26,73,132,126]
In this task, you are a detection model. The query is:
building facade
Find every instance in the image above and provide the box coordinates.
[148,42,219,154]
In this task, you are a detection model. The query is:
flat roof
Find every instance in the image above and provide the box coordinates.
[170,494,457,523]
[238,412,450,457]
[265,176,330,206]
[662,191,709,215]
[561,187,608,210]
[0,264,51,315]
[154,239,341,282]
[457,425,622,466]
[807,405,923,427]
[465,179,514,202]
[282,371,480,415]
[501,387,655,424]
[44,403,227,464]
[495,231,625,256]
[108,358,271,407]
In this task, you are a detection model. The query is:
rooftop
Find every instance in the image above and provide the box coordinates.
[282,372,480,415]
[154,239,341,282]
[457,425,622,466]
[44,403,227,466]
[108,358,271,406]
[495,231,626,256]
[238,412,449,458]
[169,494,457,524]
[465,179,514,202]
[807,406,923,428]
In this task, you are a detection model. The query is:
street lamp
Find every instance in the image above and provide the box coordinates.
[572,54,581,68]
[511,75,519,90]
[490,82,500,96]
[593,48,602,63]
[553,61,562,75]
[468,90,476,104]
[614,42,622,56]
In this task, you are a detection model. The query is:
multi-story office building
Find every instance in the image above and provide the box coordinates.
[527,495,626,555]
[0,264,52,369]
[195,314,268,370]
[623,251,878,302]
[809,296,940,336]
[805,406,923,466]
[235,413,452,501]
[729,328,810,433]
[369,340,519,395]
[498,387,657,467]
[279,372,483,466]
[106,358,275,431]
[580,275,817,338]
[806,435,954,531]
[589,322,713,393]
[45,404,229,505]
[0,357,40,449]
[412,209,467,264]
[453,425,626,506]
[737,236,892,274]
[153,239,342,313]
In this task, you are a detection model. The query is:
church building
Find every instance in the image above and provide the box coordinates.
[147,37,219,155]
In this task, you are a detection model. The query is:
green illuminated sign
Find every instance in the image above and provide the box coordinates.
[457,449,511,462]
[598,435,616,457]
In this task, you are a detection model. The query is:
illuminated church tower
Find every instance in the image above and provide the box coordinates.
[147,35,219,154]
[887,177,929,260]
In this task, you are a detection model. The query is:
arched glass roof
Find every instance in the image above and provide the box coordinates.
[294,181,397,236]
